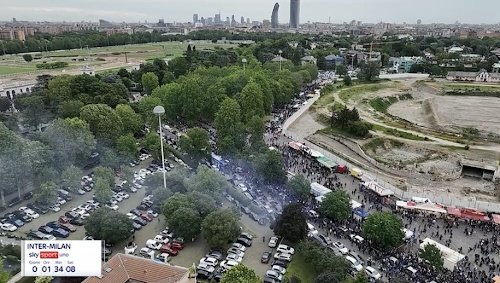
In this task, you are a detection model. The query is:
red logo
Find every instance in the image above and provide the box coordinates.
[40,251,59,259]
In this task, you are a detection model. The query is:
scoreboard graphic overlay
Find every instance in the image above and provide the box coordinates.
[22,240,102,277]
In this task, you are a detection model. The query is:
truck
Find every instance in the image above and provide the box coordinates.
[310,182,332,197]
[350,168,363,179]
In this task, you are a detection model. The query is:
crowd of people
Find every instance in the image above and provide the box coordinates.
[261,72,499,283]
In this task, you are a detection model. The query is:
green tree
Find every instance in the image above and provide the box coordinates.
[141,72,159,95]
[188,191,217,218]
[84,208,133,244]
[0,259,10,283]
[94,177,113,204]
[357,62,380,82]
[34,277,52,283]
[186,165,229,194]
[137,95,162,127]
[23,54,33,62]
[151,187,173,206]
[202,209,241,248]
[80,104,123,142]
[343,75,352,86]
[319,190,351,222]
[61,165,83,191]
[419,243,444,270]
[162,193,196,220]
[363,212,404,249]
[162,71,175,84]
[314,272,341,283]
[116,134,138,159]
[120,166,135,190]
[238,81,265,122]
[335,64,347,77]
[142,132,161,160]
[169,207,202,240]
[246,115,265,149]
[33,181,58,206]
[215,98,244,154]
[220,264,259,283]
[178,127,210,162]
[16,95,46,130]
[41,118,96,169]
[274,203,307,243]
[94,166,115,187]
[115,104,142,134]
[298,241,348,278]
[255,149,286,184]
[288,175,310,203]
[0,97,11,112]
[100,148,121,171]
[353,271,369,283]
[58,100,84,118]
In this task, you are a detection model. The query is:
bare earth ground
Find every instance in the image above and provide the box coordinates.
[293,79,500,202]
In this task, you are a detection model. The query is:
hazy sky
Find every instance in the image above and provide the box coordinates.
[2,0,499,24]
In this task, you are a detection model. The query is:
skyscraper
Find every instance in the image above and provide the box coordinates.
[215,13,221,24]
[241,16,245,24]
[193,14,198,23]
[271,3,279,29]
[289,0,300,28]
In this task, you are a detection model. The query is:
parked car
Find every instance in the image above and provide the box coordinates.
[0,223,17,232]
[140,213,153,222]
[48,205,61,212]
[199,257,219,267]
[12,211,32,223]
[59,222,77,232]
[261,251,271,263]
[227,247,244,258]
[268,236,279,248]
[206,251,223,261]
[28,230,48,239]
[333,241,349,254]
[133,217,147,226]
[236,237,252,247]
[23,192,34,200]
[159,245,178,256]
[154,235,169,244]
[132,222,142,230]
[65,211,79,219]
[231,243,246,252]
[38,226,54,234]
[139,247,155,258]
[272,259,289,268]
[345,255,363,272]
[265,270,283,282]
[8,197,21,207]
[220,260,238,270]
[19,207,39,219]
[46,221,61,230]
[146,240,162,250]
[225,253,243,263]
[318,234,333,246]
[169,242,184,250]
[273,252,292,261]
[276,244,295,255]
[365,266,382,280]
[272,264,286,275]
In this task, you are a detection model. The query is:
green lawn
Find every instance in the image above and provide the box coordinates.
[284,253,316,282]
[444,83,500,92]
[0,65,36,75]
[338,82,398,102]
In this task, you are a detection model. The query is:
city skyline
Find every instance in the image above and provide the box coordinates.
[1,0,500,24]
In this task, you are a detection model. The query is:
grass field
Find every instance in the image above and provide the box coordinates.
[284,253,316,283]
[0,65,37,75]
[0,41,234,76]
[338,82,398,102]
[444,83,500,92]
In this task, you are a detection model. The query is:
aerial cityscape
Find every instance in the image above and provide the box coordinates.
[0,1,500,283]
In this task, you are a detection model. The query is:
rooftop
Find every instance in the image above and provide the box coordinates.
[82,253,193,283]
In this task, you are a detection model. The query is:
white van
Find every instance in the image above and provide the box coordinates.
[146,239,162,250]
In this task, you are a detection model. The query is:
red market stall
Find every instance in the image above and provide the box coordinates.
[492,214,500,225]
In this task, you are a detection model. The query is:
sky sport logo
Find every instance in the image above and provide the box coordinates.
[40,251,59,259]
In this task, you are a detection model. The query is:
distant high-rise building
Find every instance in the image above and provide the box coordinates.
[246,18,250,24]
[231,15,236,26]
[271,3,279,29]
[417,19,422,25]
[193,14,199,23]
[207,17,214,25]
[12,18,16,23]
[241,16,245,24]
[226,17,230,25]
[289,0,300,28]
[215,13,221,24]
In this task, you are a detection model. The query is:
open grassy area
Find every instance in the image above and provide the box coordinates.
[444,83,500,92]
[0,65,37,75]
[338,82,398,102]
[371,124,427,141]
[284,252,316,283]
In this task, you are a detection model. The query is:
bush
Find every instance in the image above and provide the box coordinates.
[345,121,371,137]
[22,54,33,62]
[36,62,69,69]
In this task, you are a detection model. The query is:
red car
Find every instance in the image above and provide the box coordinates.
[160,244,178,256]
[58,216,70,224]
[140,213,153,222]
[169,242,184,250]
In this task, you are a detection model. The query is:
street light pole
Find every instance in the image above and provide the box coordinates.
[153,106,167,189]
[278,50,283,71]
[242,58,247,74]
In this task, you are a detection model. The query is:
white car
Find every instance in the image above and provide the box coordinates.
[86,200,99,206]
[160,229,173,238]
[146,240,162,250]
[57,197,66,205]
[147,210,158,218]
[154,235,170,244]
[268,236,278,248]
[350,234,364,244]
[225,253,243,263]
[199,257,219,267]
[0,223,17,232]
[272,265,286,275]
[105,204,119,211]
[42,234,56,240]
[276,244,295,255]
[345,255,363,272]
[265,270,283,281]
[273,252,292,261]
[231,243,247,252]
[112,194,123,202]
[156,253,170,263]
[48,205,60,212]
[19,208,39,219]
[237,183,248,192]
[227,248,244,258]
[365,266,382,279]
[220,260,238,270]
[126,213,136,220]
[197,263,215,273]
[333,241,349,254]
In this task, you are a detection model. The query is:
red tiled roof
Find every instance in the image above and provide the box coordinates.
[83,253,190,283]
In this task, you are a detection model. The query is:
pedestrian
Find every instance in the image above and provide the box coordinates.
[263,236,265,243]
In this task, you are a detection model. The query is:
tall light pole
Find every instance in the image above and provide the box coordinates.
[278,50,283,71]
[242,58,247,74]
[153,106,167,189]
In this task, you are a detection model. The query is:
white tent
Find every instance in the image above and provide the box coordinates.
[364,181,394,196]
[351,200,362,209]
[419,238,465,271]
[396,201,447,214]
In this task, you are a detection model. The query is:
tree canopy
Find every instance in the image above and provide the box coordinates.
[419,243,444,270]
[84,208,134,244]
[319,190,351,222]
[362,212,404,249]
[220,264,260,283]
[202,209,241,248]
[274,203,307,243]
